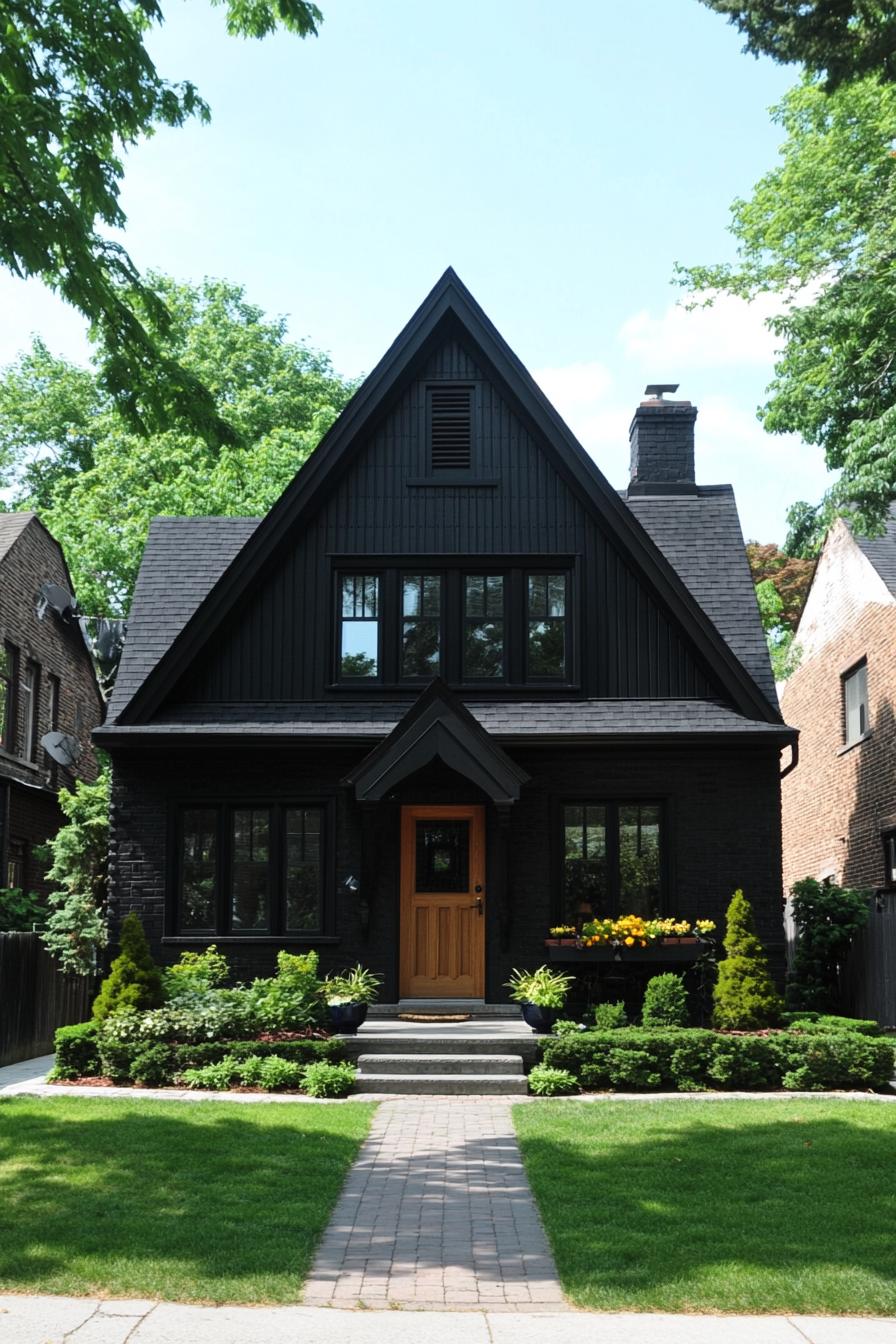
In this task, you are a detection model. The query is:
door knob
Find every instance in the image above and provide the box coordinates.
[470,895,484,915]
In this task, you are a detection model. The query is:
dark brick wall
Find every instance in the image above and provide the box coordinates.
[107,738,785,996]
[0,517,103,891]
[629,400,697,487]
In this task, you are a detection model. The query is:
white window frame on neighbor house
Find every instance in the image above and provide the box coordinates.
[842,659,869,748]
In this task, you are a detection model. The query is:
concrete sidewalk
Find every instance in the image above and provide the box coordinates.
[2,1296,896,1343]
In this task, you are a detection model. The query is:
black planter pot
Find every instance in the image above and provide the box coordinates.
[520,1003,560,1034]
[328,1002,369,1035]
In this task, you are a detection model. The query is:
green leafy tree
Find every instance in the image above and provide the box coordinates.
[42,771,110,975]
[678,76,896,550]
[699,2,896,91]
[755,578,801,680]
[787,876,870,1011]
[0,0,321,446]
[92,912,163,1021]
[713,888,783,1029]
[745,542,814,627]
[0,275,355,613]
[0,887,46,932]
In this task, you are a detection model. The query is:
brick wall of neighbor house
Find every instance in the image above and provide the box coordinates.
[0,518,103,894]
[0,520,102,788]
[781,600,896,895]
[108,740,785,997]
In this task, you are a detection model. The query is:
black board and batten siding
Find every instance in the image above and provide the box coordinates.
[0,932,95,1066]
[176,340,722,706]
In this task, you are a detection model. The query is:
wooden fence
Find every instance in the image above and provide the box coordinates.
[842,891,896,1029]
[0,932,96,1067]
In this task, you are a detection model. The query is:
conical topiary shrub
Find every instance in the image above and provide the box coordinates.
[92,913,163,1021]
[712,889,782,1030]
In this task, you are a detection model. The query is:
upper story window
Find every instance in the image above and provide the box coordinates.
[527,574,567,680]
[339,574,379,679]
[562,801,663,920]
[429,384,473,471]
[843,659,869,747]
[402,575,441,677]
[335,563,573,687]
[0,643,15,751]
[22,661,40,762]
[463,574,505,680]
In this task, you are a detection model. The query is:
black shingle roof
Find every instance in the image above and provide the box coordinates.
[107,517,260,719]
[854,504,896,598]
[623,486,777,707]
[0,512,36,564]
[96,698,793,741]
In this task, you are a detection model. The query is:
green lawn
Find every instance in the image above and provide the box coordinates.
[514,1098,896,1315]
[0,1096,375,1303]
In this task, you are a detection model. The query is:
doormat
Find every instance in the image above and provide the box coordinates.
[397,1013,472,1023]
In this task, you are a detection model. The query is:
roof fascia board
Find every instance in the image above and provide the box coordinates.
[119,269,779,725]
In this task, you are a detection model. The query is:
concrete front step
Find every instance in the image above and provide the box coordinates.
[355,1072,529,1095]
[368,999,518,1018]
[357,1053,524,1076]
[342,1033,539,1064]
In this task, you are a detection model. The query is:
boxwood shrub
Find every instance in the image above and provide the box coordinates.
[57,1030,345,1085]
[540,1028,894,1092]
[51,1022,100,1080]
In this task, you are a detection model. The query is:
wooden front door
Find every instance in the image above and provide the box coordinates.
[399,804,485,999]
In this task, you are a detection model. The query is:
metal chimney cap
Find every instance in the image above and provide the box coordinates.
[644,383,680,399]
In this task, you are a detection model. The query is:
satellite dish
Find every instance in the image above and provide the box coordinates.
[37,582,77,623]
[78,616,127,693]
[41,731,83,767]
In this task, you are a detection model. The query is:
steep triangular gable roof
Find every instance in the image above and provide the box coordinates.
[0,511,39,565]
[343,679,531,804]
[117,269,781,725]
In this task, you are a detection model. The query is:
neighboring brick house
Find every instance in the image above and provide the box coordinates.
[0,514,104,903]
[97,271,794,1001]
[780,508,896,1023]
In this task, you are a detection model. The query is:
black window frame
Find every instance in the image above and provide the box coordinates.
[336,572,383,683]
[399,571,444,682]
[556,798,667,920]
[462,571,507,683]
[170,799,334,939]
[0,641,18,753]
[22,660,40,763]
[329,557,577,690]
[525,570,570,683]
[842,658,869,747]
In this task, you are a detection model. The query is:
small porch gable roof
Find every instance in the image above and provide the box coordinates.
[342,679,531,805]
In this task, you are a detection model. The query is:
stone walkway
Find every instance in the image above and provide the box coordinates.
[303,1098,565,1309]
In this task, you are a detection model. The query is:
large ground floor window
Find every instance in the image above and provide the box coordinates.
[562,801,663,920]
[176,803,327,935]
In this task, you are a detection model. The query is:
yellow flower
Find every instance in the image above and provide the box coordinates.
[624,936,634,946]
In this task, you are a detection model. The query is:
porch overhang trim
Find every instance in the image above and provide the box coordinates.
[341,679,530,805]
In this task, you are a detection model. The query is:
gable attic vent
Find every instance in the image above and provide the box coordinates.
[429,384,473,470]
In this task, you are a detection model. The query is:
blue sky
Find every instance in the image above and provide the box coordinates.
[0,0,832,541]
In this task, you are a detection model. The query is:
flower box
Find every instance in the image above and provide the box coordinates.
[544,941,705,964]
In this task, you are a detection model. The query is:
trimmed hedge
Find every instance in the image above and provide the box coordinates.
[56,1028,346,1085]
[52,1022,100,1080]
[540,1028,895,1092]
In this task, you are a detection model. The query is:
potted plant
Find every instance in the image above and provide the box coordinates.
[505,965,575,1033]
[322,964,381,1034]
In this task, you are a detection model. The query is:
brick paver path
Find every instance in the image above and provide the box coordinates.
[303,1098,566,1310]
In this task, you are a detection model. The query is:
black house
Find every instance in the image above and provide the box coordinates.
[97,271,795,1002]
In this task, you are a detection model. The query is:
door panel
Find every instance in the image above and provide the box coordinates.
[400,804,485,998]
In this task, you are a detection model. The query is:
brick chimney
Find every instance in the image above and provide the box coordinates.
[628,384,698,495]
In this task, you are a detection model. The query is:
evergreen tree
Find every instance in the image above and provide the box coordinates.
[713,889,782,1030]
[92,913,163,1021]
